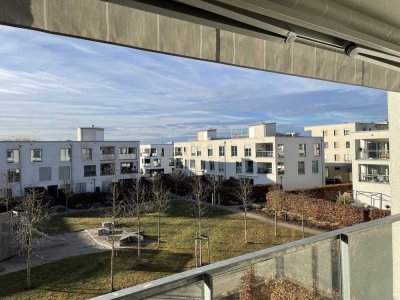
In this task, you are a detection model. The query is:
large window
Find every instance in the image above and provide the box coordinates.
[100,146,115,160]
[298,161,305,175]
[81,148,92,161]
[190,159,196,169]
[334,154,340,161]
[323,130,328,137]
[169,158,175,166]
[344,129,350,135]
[244,146,252,157]
[236,161,242,174]
[334,142,340,148]
[191,147,196,156]
[334,129,339,136]
[218,162,225,172]
[231,146,237,157]
[219,146,225,157]
[346,141,351,148]
[84,165,96,177]
[60,148,71,162]
[101,163,114,176]
[7,168,20,183]
[313,143,321,156]
[207,147,213,156]
[209,161,215,171]
[299,144,306,157]
[312,160,319,174]
[245,160,253,173]
[277,144,284,158]
[201,160,206,170]
[197,146,202,156]
[31,149,42,162]
[153,158,161,167]
[7,149,19,163]
[121,162,135,174]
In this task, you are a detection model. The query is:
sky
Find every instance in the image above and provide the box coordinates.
[0,25,388,143]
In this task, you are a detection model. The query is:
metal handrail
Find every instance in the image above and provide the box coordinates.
[92,213,400,300]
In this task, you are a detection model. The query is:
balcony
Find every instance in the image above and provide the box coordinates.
[255,143,273,158]
[257,162,272,174]
[100,154,115,161]
[118,153,137,160]
[360,173,390,184]
[357,149,390,160]
[255,150,273,158]
[175,151,183,156]
[95,214,400,300]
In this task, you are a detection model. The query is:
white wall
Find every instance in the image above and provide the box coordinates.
[140,144,174,177]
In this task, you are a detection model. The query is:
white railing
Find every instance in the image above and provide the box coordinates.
[256,150,274,157]
[357,150,390,160]
[360,173,389,184]
[118,154,137,160]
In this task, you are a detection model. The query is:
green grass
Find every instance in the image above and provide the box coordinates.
[0,201,311,299]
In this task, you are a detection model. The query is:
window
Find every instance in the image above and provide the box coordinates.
[31,149,42,162]
[60,148,71,162]
[323,130,328,137]
[121,162,135,174]
[119,147,137,159]
[219,146,225,157]
[7,169,20,183]
[201,160,206,170]
[344,129,350,135]
[312,160,319,174]
[174,147,182,156]
[334,142,340,148]
[207,147,213,156]
[7,149,19,163]
[277,144,284,158]
[100,146,115,160]
[346,141,350,148]
[277,162,285,175]
[39,167,51,181]
[81,148,92,161]
[313,143,321,156]
[150,148,157,156]
[324,142,329,149]
[169,158,174,166]
[144,158,150,166]
[84,165,96,177]
[175,158,183,169]
[197,146,202,156]
[298,161,305,175]
[335,166,341,171]
[218,162,225,172]
[190,159,196,169]
[153,158,161,167]
[191,146,196,156]
[236,161,242,174]
[101,163,114,176]
[244,146,251,157]
[161,148,164,157]
[231,146,237,157]
[59,166,71,181]
[344,154,351,162]
[334,129,339,136]
[334,154,340,161]
[245,160,253,173]
[299,144,306,157]
[209,161,215,171]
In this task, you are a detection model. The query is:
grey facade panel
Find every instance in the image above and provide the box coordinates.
[39,167,51,182]
[59,166,70,181]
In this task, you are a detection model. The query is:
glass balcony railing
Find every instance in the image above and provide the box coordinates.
[256,150,274,157]
[118,153,137,160]
[94,214,400,300]
[257,168,272,174]
[357,150,390,160]
[360,173,390,184]
[100,154,115,161]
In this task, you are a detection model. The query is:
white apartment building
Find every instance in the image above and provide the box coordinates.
[0,127,140,197]
[174,122,324,190]
[140,143,175,177]
[304,122,387,183]
[352,130,391,209]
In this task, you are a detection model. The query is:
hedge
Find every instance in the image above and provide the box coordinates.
[68,192,109,208]
[287,183,353,202]
[369,208,391,220]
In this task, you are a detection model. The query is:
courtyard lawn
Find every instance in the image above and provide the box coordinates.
[0,200,311,299]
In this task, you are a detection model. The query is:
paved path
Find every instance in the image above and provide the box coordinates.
[0,231,107,276]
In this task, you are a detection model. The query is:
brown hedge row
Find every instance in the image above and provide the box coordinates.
[369,208,391,220]
[287,183,353,202]
[266,191,367,227]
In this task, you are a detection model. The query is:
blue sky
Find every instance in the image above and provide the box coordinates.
[0,25,387,143]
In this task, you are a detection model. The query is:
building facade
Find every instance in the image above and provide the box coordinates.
[352,130,391,209]
[140,143,175,177]
[0,127,140,197]
[304,122,387,183]
[174,123,324,190]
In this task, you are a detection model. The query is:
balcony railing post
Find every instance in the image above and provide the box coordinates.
[204,273,213,300]
[340,234,351,300]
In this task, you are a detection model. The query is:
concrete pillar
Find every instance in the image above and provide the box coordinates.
[388,91,400,300]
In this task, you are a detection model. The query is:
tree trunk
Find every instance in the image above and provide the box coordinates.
[244,206,248,243]
[157,211,161,248]
[137,216,141,265]
[302,213,305,238]
[110,230,115,291]
[274,210,278,237]
[27,235,31,288]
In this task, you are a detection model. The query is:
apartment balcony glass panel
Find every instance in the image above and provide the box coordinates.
[100,147,115,161]
[255,143,273,158]
[98,215,400,300]
[359,165,389,184]
[119,147,137,160]
[257,162,272,174]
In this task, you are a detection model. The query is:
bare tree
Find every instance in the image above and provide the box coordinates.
[151,175,171,248]
[0,171,12,212]
[187,176,209,237]
[124,180,152,265]
[169,170,185,196]
[268,186,284,237]
[208,176,221,211]
[16,188,50,288]
[59,178,73,215]
[105,179,124,292]
[297,191,310,239]
[236,178,253,243]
